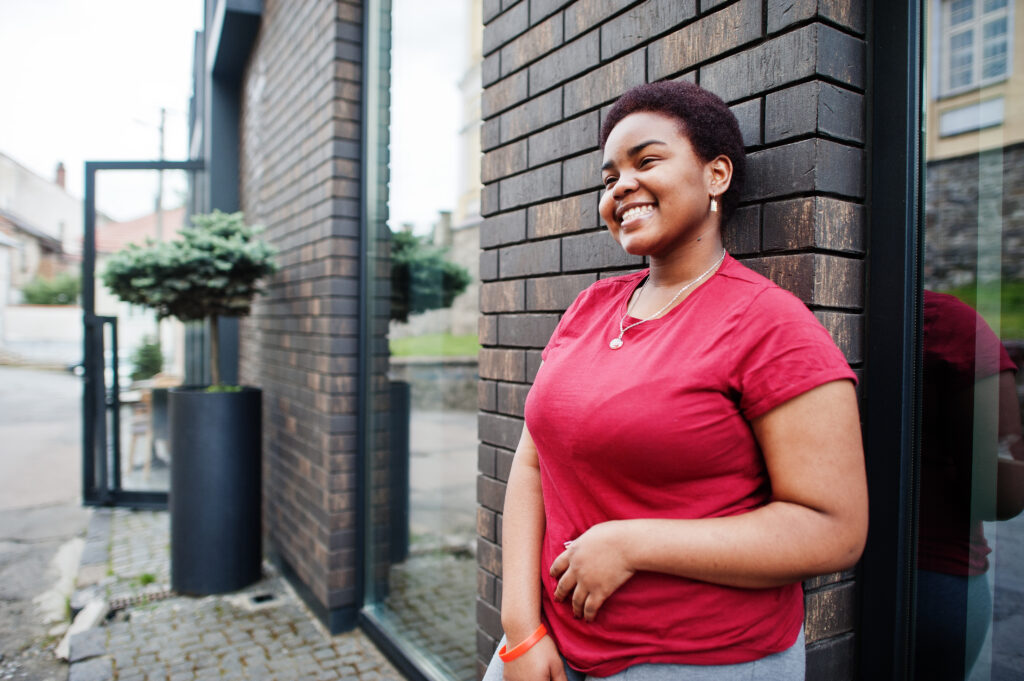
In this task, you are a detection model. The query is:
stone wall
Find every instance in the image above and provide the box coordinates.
[475,1,867,679]
[924,141,1024,290]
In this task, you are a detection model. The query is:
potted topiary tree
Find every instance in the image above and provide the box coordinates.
[102,209,277,595]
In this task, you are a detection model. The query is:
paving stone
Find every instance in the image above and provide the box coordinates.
[68,627,107,663]
[68,656,114,681]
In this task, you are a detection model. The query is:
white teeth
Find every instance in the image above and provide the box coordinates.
[620,205,654,222]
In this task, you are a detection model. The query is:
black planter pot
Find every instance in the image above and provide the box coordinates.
[169,386,262,595]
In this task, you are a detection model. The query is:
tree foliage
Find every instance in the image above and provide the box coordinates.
[130,337,163,381]
[101,210,277,386]
[102,211,278,322]
[21,271,80,305]
[389,230,471,323]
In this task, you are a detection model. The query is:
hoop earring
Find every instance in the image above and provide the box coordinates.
[709,195,719,213]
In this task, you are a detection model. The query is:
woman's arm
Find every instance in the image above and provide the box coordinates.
[551,379,869,622]
[500,425,567,681]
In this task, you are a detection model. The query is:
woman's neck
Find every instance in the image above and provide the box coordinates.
[646,235,726,290]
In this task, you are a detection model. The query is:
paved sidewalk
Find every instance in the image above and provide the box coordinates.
[68,509,405,681]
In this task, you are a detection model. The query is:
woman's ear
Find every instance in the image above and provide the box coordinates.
[707,155,733,197]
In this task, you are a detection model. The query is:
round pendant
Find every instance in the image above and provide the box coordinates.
[609,338,623,349]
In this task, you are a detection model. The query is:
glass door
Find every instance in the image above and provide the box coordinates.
[913,1,1024,678]
[361,1,481,679]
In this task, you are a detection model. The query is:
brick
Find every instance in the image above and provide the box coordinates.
[482,183,500,216]
[496,382,532,416]
[724,204,761,255]
[731,97,763,147]
[765,81,864,144]
[478,474,507,512]
[484,0,503,23]
[496,448,515,481]
[483,1,530,55]
[480,280,526,312]
[700,24,864,103]
[479,379,498,413]
[500,88,563,143]
[483,118,502,151]
[528,31,600,96]
[527,273,597,310]
[480,249,499,280]
[477,597,504,640]
[478,443,497,476]
[564,0,636,40]
[481,209,528,247]
[815,310,863,364]
[806,632,855,681]
[477,539,502,578]
[528,193,600,238]
[745,139,864,200]
[501,13,563,75]
[562,150,603,194]
[499,240,561,278]
[763,197,865,254]
[499,163,563,210]
[527,350,544,381]
[804,581,856,643]
[563,49,646,117]
[530,0,574,24]
[482,71,529,118]
[648,0,763,81]
[498,313,562,347]
[479,412,523,450]
[767,0,866,35]
[483,52,502,87]
[479,348,527,381]
[561,231,644,271]
[744,253,862,309]
[601,0,697,60]
[528,112,600,167]
[479,314,499,344]
[483,140,528,183]
[804,569,855,591]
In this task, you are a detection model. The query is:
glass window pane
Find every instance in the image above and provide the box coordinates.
[951,0,976,25]
[919,3,1024,680]
[364,1,481,679]
[983,0,1008,12]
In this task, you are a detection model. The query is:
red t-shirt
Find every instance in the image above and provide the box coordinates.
[524,255,856,676]
[918,290,1018,576]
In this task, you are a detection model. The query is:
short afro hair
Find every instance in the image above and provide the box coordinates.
[600,80,746,224]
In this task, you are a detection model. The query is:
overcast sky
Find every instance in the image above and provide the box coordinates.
[0,0,466,232]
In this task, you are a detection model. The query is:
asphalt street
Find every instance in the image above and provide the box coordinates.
[0,365,90,681]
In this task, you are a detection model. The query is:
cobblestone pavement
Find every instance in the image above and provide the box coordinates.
[380,553,476,681]
[70,509,406,681]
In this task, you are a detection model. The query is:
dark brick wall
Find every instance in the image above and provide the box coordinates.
[237,0,365,626]
[477,1,867,678]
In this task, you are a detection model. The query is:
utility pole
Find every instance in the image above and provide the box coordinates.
[154,107,166,242]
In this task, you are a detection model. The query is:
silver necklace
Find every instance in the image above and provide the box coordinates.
[609,250,726,350]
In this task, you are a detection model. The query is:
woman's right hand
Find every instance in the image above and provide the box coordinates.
[503,636,567,681]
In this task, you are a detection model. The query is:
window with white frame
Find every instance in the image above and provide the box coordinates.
[941,0,1012,94]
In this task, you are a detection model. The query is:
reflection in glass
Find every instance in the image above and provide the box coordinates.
[363,1,481,679]
[919,2,1024,678]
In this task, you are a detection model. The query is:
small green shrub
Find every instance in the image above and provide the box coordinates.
[21,272,80,305]
[130,338,163,381]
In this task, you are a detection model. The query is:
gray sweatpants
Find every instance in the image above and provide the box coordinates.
[482,629,805,681]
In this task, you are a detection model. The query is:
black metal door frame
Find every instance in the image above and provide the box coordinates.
[81,159,204,508]
[859,0,925,678]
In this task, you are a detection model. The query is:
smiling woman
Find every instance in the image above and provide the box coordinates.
[485,81,868,681]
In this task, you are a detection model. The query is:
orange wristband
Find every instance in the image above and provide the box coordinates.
[498,624,548,662]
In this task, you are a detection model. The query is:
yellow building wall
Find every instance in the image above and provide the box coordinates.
[925,0,1024,160]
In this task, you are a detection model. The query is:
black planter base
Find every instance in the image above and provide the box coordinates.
[169,386,262,595]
